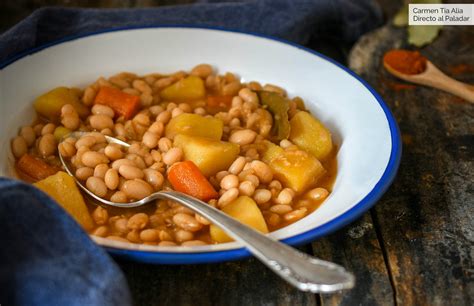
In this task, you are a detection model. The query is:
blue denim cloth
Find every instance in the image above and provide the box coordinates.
[0,1,382,305]
[0,179,131,306]
[0,0,382,63]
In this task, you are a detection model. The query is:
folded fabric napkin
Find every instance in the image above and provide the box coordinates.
[0,0,382,63]
[0,179,131,306]
[0,1,382,305]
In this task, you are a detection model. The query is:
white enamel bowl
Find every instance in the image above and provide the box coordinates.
[0,27,401,264]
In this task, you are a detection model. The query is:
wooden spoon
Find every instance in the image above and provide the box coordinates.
[384,60,474,103]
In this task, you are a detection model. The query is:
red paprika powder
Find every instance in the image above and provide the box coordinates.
[383,49,427,75]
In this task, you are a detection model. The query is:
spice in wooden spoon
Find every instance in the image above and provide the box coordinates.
[384,50,427,75]
[383,49,474,103]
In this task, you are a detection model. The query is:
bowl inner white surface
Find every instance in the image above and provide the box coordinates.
[0,28,392,253]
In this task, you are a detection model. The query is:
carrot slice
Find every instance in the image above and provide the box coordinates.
[94,86,140,119]
[207,95,233,108]
[168,161,218,201]
[206,95,233,114]
[16,154,59,182]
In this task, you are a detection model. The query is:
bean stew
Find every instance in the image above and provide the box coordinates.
[10,64,337,246]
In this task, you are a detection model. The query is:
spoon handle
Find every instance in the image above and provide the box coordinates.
[419,62,474,103]
[158,191,355,293]
[436,80,474,103]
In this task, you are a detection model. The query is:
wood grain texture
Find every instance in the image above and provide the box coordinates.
[349,23,474,306]
[313,213,394,306]
[117,247,318,306]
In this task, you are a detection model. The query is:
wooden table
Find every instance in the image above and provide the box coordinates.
[1,1,472,305]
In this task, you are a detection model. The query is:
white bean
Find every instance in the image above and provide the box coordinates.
[58,141,76,157]
[76,167,94,181]
[75,136,96,149]
[41,123,56,135]
[87,132,107,143]
[133,113,151,126]
[143,169,164,189]
[119,165,144,180]
[142,131,159,149]
[111,158,136,170]
[190,64,213,78]
[238,181,255,196]
[253,189,272,204]
[228,156,246,174]
[220,174,239,190]
[92,206,109,225]
[92,104,115,117]
[89,115,114,130]
[229,129,257,145]
[20,126,36,146]
[283,208,307,222]
[104,145,123,160]
[173,213,203,232]
[275,188,294,205]
[270,204,293,214]
[158,137,172,152]
[162,147,183,165]
[126,154,146,169]
[238,88,259,104]
[306,188,329,201]
[110,191,127,203]
[250,160,273,183]
[121,179,153,200]
[148,122,164,135]
[86,177,107,197]
[81,151,109,168]
[94,163,109,179]
[218,188,239,207]
[104,168,119,190]
[38,134,56,157]
[11,136,27,158]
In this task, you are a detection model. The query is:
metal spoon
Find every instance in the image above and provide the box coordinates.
[59,132,355,293]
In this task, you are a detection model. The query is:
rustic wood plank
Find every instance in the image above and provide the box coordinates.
[117,249,318,306]
[312,213,394,306]
[349,22,474,305]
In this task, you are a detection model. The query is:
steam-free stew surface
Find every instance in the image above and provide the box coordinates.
[11,65,336,246]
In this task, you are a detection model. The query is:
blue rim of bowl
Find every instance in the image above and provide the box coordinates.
[0,25,402,264]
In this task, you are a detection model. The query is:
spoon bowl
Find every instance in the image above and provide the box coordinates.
[59,131,155,208]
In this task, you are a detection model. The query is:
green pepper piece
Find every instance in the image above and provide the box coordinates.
[258,91,290,141]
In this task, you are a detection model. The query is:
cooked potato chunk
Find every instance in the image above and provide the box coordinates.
[174,134,239,177]
[289,111,333,160]
[34,87,89,122]
[165,113,223,140]
[34,171,94,230]
[160,75,206,101]
[210,196,268,243]
[267,149,326,193]
[261,140,284,164]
